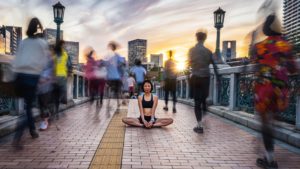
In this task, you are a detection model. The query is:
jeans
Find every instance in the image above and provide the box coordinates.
[14,73,40,140]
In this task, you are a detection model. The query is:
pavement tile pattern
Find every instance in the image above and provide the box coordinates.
[122,100,300,169]
[0,99,299,169]
[0,100,117,169]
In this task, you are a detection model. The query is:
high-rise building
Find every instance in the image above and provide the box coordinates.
[283,0,300,56]
[5,26,22,55]
[43,28,63,44]
[0,27,12,55]
[222,41,236,61]
[0,26,22,55]
[150,54,163,67]
[128,39,147,67]
[0,32,5,54]
[64,41,79,68]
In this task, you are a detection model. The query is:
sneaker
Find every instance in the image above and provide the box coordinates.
[39,121,48,131]
[30,130,39,139]
[173,108,176,113]
[163,106,168,111]
[256,158,278,169]
[193,126,204,134]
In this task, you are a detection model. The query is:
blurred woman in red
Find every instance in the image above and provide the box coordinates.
[252,14,298,168]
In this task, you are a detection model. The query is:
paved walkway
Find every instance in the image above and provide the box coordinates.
[122,100,300,169]
[0,99,299,169]
[0,100,118,169]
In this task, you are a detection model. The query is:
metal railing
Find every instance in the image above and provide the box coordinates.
[156,60,300,128]
[0,55,88,116]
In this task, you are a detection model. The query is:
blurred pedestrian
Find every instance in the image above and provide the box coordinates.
[37,44,55,131]
[84,47,99,105]
[95,59,107,106]
[127,73,136,98]
[105,41,125,109]
[252,14,298,169]
[130,59,146,96]
[163,50,177,113]
[12,17,50,147]
[187,29,220,134]
[53,40,72,120]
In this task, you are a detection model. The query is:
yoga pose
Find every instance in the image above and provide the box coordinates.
[122,80,173,128]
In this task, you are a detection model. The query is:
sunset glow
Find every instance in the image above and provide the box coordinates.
[0,0,282,63]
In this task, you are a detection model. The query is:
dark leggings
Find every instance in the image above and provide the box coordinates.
[260,114,274,152]
[164,79,177,106]
[191,76,210,122]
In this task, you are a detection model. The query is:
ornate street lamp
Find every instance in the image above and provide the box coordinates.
[53,1,65,45]
[214,7,225,63]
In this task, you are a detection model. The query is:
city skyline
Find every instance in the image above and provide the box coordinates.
[0,0,283,63]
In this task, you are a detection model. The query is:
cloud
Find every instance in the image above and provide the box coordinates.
[0,0,282,62]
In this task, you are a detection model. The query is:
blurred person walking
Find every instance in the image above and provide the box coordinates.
[130,59,146,96]
[127,73,136,98]
[37,44,55,131]
[105,41,125,109]
[12,17,50,146]
[84,47,100,105]
[251,14,298,169]
[163,50,177,113]
[53,40,72,120]
[95,59,107,106]
[187,29,219,134]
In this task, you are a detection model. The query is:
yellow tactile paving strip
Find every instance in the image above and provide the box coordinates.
[89,108,127,169]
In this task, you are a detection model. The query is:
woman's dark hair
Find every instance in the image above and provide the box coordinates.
[26,17,43,38]
[54,40,65,56]
[142,80,153,92]
[263,14,281,36]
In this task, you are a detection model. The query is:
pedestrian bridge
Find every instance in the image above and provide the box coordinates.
[0,55,300,168]
[0,100,299,169]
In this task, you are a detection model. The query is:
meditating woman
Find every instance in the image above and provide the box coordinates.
[122,80,173,128]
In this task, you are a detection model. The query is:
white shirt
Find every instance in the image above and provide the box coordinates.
[127,77,136,87]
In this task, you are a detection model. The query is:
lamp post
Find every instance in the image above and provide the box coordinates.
[214,7,225,64]
[53,1,65,45]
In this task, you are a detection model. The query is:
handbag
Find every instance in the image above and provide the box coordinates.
[94,66,107,79]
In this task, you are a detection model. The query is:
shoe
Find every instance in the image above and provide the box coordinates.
[256,158,278,169]
[163,106,168,111]
[30,130,39,139]
[39,121,48,131]
[173,108,176,113]
[193,126,204,134]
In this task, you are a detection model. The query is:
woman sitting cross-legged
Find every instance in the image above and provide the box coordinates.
[122,80,173,128]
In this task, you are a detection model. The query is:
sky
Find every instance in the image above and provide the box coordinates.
[0,0,283,64]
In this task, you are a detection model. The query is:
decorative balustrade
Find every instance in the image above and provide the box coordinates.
[156,60,300,128]
[0,55,88,116]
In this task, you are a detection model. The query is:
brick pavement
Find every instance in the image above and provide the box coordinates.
[0,99,300,169]
[0,100,118,169]
[122,100,300,169]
